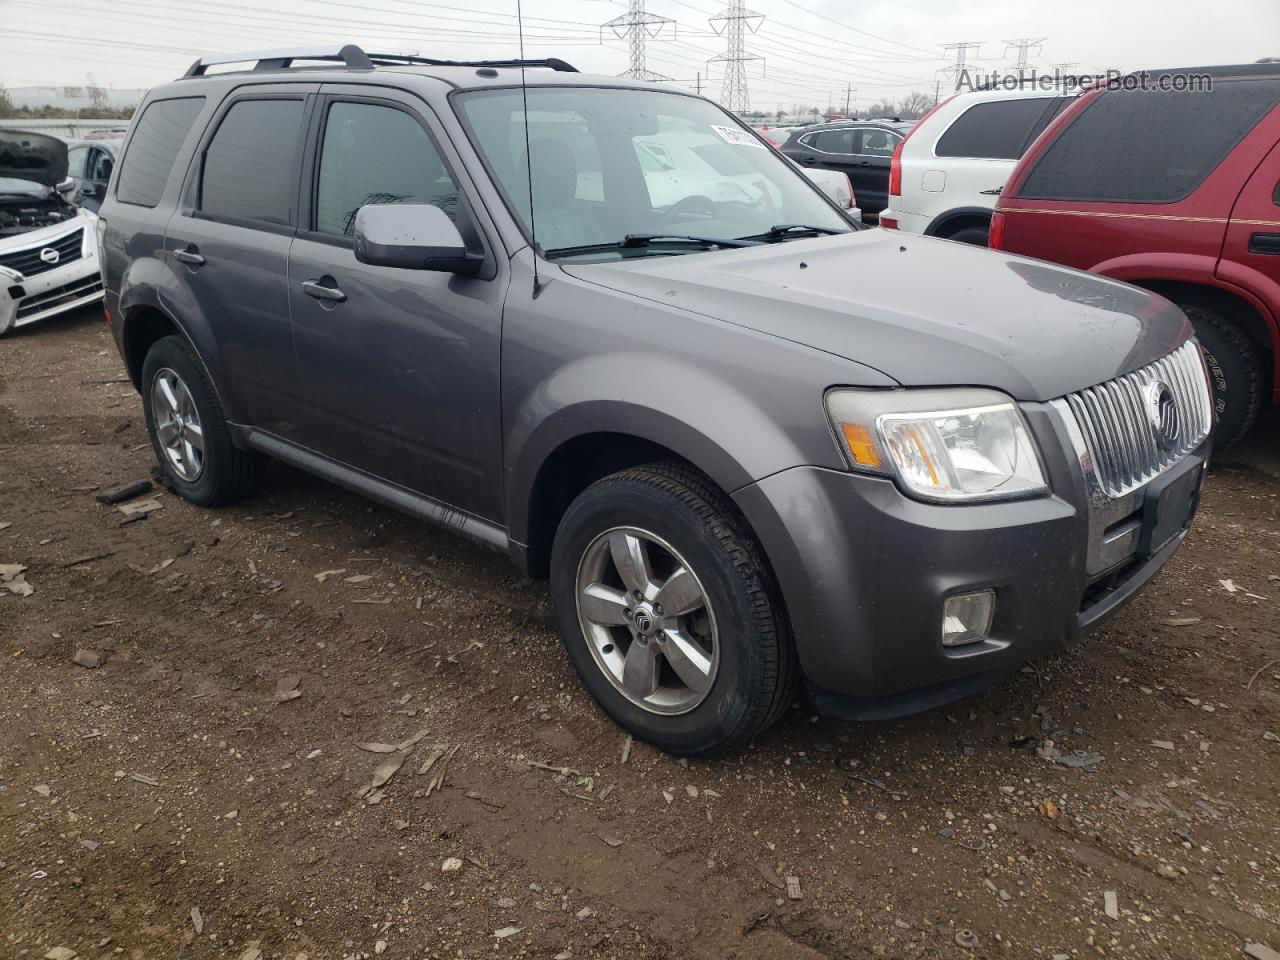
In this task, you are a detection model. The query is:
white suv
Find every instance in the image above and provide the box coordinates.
[881,87,1072,246]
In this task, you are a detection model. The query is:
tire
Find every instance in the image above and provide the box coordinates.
[550,463,796,755]
[140,335,261,505]
[946,225,989,247]
[1180,303,1263,452]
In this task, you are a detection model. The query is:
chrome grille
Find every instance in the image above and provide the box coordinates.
[1063,339,1213,499]
[0,227,85,279]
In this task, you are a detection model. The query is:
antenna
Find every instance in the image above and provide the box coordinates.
[516,0,543,296]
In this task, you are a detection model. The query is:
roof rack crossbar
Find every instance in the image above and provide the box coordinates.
[183,44,374,78]
[181,44,578,79]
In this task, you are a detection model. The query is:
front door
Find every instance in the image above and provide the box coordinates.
[288,88,506,521]
[163,88,313,439]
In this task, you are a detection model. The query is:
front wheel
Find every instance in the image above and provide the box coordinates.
[550,463,796,755]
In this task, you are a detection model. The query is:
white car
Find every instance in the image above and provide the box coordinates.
[0,130,104,337]
[797,164,862,221]
[880,86,1073,246]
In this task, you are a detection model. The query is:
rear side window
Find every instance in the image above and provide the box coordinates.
[116,96,205,207]
[199,98,304,225]
[810,129,856,154]
[1020,79,1280,203]
[935,97,1065,160]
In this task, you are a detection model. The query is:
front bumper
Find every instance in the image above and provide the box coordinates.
[0,218,104,329]
[732,407,1209,713]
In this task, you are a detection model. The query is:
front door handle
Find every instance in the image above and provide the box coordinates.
[857,160,872,167]
[1248,232,1280,255]
[799,156,817,164]
[301,278,347,302]
[173,246,205,267]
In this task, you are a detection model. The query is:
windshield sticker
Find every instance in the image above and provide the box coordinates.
[711,124,767,149]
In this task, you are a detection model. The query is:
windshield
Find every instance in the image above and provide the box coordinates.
[456,87,851,259]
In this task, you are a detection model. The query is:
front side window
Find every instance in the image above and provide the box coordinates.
[199,98,303,225]
[314,101,461,239]
[457,87,849,257]
[117,96,205,207]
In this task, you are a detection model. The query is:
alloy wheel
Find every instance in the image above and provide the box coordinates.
[150,367,205,482]
[574,526,719,715]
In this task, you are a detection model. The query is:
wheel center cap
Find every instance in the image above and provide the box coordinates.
[632,604,658,636]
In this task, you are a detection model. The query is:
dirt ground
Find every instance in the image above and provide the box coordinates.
[2,306,1279,960]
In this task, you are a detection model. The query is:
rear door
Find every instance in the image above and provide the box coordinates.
[164,85,314,439]
[287,86,507,520]
[1221,126,1280,293]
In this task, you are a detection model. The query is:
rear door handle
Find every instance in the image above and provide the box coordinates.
[799,156,817,164]
[1248,232,1280,255]
[173,246,205,267]
[301,278,347,302]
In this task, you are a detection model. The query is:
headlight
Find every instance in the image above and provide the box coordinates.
[825,388,1048,503]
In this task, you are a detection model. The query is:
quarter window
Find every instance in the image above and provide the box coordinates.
[935,97,1065,160]
[1020,79,1280,203]
[116,96,205,207]
[314,101,461,239]
[199,98,303,225]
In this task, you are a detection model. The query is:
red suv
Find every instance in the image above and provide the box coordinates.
[992,64,1280,448]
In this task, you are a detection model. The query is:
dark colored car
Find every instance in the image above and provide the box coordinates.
[778,120,911,216]
[99,44,1213,755]
[992,63,1280,449]
[66,136,122,213]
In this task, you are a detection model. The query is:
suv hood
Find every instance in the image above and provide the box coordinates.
[0,130,69,190]
[561,231,1191,402]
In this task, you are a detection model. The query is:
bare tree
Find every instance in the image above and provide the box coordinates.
[896,91,933,120]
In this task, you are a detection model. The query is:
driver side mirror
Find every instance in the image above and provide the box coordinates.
[353,203,482,275]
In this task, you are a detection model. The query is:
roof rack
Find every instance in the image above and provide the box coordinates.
[181,43,578,79]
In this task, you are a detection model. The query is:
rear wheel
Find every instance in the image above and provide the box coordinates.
[946,225,989,247]
[1179,302,1263,451]
[141,335,261,505]
[550,463,796,755]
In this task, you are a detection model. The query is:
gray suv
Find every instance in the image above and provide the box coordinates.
[99,45,1214,754]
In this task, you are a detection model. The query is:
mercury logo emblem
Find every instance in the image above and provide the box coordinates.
[39,247,60,265]
[1145,381,1181,451]
[633,611,653,634]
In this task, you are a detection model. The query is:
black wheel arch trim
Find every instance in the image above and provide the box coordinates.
[924,207,994,239]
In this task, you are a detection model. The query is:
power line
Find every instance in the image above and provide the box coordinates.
[602,0,676,82]
[708,0,764,113]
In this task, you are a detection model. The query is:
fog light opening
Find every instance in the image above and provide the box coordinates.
[942,590,996,647]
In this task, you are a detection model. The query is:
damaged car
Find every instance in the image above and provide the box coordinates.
[0,130,104,337]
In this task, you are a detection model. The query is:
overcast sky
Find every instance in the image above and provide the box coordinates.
[3,0,1277,111]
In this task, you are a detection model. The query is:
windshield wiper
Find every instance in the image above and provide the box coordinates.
[739,223,845,241]
[544,234,762,259]
[621,233,761,248]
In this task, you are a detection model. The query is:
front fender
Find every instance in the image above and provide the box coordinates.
[501,259,897,548]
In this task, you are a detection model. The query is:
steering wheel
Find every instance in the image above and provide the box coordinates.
[662,194,716,224]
